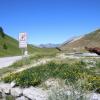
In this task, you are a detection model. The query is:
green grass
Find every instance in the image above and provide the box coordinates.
[5,95,15,100]
[0,49,58,77]
[2,60,100,93]
[9,50,57,69]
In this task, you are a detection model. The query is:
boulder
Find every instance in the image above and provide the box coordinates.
[23,86,48,100]
[11,87,23,97]
[0,83,11,94]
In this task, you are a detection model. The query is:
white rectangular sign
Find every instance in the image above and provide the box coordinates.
[19,32,27,48]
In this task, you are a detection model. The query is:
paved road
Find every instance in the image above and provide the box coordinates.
[0,56,22,69]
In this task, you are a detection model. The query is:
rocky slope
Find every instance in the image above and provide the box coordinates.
[60,29,100,52]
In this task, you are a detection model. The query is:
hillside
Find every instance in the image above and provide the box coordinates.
[0,27,58,57]
[60,29,100,52]
[0,29,34,57]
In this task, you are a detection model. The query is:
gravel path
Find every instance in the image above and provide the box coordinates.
[0,58,53,80]
[0,56,22,69]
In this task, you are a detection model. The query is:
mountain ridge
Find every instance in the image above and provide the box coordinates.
[38,43,60,48]
[60,29,100,52]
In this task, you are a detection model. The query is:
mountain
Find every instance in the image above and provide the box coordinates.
[61,36,83,46]
[38,43,60,48]
[0,27,37,57]
[60,29,100,52]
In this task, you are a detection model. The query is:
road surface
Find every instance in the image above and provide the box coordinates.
[0,56,22,69]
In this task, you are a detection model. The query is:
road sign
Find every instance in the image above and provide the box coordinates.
[19,32,27,48]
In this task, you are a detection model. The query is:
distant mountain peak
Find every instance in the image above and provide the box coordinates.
[38,43,60,48]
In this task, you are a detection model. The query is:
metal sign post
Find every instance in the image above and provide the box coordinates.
[19,32,28,58]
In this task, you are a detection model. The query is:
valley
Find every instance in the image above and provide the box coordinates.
[0,28,100,100]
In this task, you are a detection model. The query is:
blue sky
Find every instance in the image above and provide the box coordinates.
[0,0,100,45]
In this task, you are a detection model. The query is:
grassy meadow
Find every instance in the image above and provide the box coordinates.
[2,57,100,93]
[0,47,59,77]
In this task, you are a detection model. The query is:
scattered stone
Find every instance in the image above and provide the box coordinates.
[45,78,60,88]
[11,87,23,97]
[44,78,65,89]
[11,81,16,88]
[16,96,28,100]
[65,90,71,96]
[23,86,48,100]
[90,93,100,100]
[0,83,11,94]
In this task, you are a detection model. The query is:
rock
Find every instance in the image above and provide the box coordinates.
[44,78,65,89]
[11,81,16,88]
[0,83,4,91]
[82,53,98,57]
[95,88,100,94]
[16,96,28,100]
[11,87,23,97]
[90,93,100,100]
[23,86,48,100]
[1,91,6,98]
[0,83,11,94]
[65,90,71,96]
[0,87,2,93]
[0,92,2,99]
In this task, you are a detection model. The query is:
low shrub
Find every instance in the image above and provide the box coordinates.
[2,61,100,92]
[86,75,100,92]
[48,84,89,100]
[6,95,15,100]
